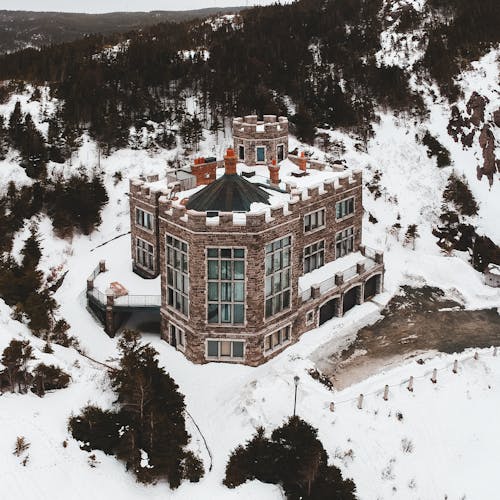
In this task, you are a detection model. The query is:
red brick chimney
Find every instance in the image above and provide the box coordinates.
[299,151,307,172]
[268,159,280,186]
[224,148,237,175]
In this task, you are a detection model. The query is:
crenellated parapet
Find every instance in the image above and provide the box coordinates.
[158,168,362,232]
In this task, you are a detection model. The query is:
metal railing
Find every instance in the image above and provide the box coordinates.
[114,294,161,308]
[87,287,107,306]
[88,264,101,282]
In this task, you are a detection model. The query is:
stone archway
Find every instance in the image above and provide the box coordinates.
[343,285,361,315]
[319,297,340,325]
[364,273,381,301]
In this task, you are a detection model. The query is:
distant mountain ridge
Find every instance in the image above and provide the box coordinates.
[0,8,245,54]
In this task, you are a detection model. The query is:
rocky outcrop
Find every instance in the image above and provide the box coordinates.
[477,125,497,186]
[493,108,500,128]
[466,91,488,127]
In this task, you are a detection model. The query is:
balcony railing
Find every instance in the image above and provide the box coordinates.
[114,294,161,308]
[299,247,383,302]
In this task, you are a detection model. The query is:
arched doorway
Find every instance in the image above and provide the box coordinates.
[319,297,339,325]
[343,286,361,315]
[364,274,381,301]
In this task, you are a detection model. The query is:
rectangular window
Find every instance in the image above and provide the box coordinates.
[136,208,153,230]
[304,208,325,233]
[335,227,355,258]
[169,324,185,350]
[238,145,245,160]
[303,240,325,274]
[207,248,245,325]
[136,238,155,270]
[256,146,266,162]
[277,144,284,162]
[166,235,189,316]
[206,339,245,360]
[265,236,292,318]
[335,197,355,220]
[264,325,291,354]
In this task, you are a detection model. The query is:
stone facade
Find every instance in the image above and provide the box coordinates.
[233,115,289,166]
[136,168,383,366]
[127,123,385,367]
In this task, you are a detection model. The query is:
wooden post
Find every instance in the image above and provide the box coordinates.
[452,360,458,374]
[329,402,335,413]
[431,368,437,384]
[357,394,363,410]
[86,278,94,291]
[383,385,389,401]
[474,352,479,360]
[407,376,414,392]
[494,347,498,357]
[99,260,106,273]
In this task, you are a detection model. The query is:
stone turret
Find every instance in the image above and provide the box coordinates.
[232,115,289,166]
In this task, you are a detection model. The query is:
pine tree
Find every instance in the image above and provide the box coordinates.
[1,340,35,393]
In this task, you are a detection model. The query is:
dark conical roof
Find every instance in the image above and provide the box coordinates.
[186,173,271,212]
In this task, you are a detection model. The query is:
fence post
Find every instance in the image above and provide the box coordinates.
[494,347,498,357]
[99,260,106,273]
[87,278,94,292]
[407,376,414,392]
[383,385,389,401]
[431,368,437,384]
[452,360,458,374]
[329,402,335,413]
[474,352,479,361]
[357,394,363,410]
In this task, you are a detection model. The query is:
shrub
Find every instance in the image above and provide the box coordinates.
[69,330,203,488]
[442,173,478,216]
[31,363,70,396]
[422,131,451,168]
[224,416,356,499]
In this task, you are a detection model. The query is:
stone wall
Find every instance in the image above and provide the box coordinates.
[157,169,368,366]
[233,115,289,166]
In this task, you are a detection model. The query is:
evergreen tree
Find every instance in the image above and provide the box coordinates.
[1,340,34,393]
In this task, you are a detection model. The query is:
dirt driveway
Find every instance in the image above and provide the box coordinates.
[315,286,500,389]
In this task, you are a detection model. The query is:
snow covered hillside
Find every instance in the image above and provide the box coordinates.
[1,2,500,498]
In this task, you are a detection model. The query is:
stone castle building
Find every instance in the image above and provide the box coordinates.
[128,115,384,366]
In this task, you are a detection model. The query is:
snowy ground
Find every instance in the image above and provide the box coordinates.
[1,28,500,500]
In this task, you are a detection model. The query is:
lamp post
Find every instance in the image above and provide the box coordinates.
[293,375,300,416]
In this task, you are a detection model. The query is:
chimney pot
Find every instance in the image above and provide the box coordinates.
[224,148,237,175]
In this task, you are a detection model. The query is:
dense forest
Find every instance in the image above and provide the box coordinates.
[0,0,499,152]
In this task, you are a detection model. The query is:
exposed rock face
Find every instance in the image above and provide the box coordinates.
[448,92,498,186]
[466,91,488,127]
[493,108,500,128]
[477,125,497,186]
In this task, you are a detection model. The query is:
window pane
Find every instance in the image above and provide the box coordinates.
[282,290,290,309]
[265,298,273,317]
[220,341,231,357]
[207,340,218,357]
[233,304,244,324]
[221,248,231,258]
[232,341,244,358]
[257,147,265,162]
[221,261,232,280]
[207,248,218,258]
[208,304,218,323]
[266,255,273,275]
[208,260,218,279]
[221,283,232,301]
[265,335,272,351]
[233,282,244,302]
[265,276,272,297]
[234,261,244,280]
[208,282,218,301]
[234,248,244,258]
[221,304,231,323]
